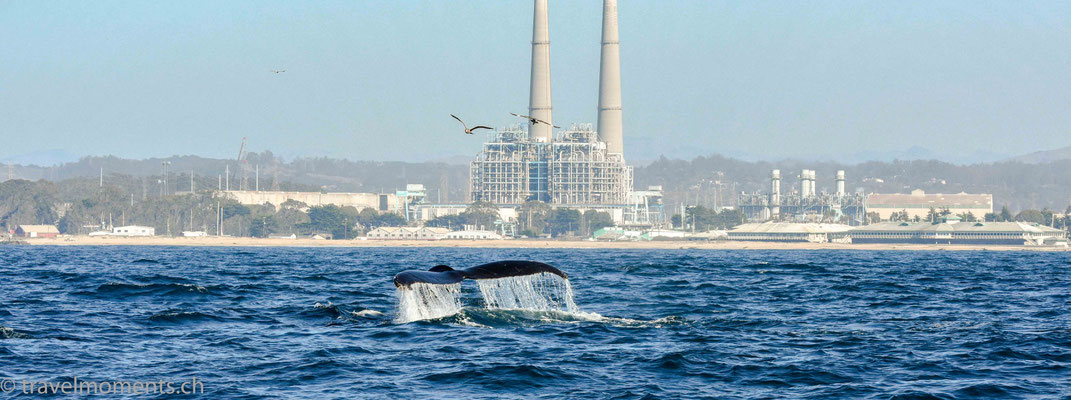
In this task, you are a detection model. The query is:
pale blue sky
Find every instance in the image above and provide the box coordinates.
[2,1,1070,164]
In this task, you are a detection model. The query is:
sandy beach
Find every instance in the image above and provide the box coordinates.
[14,235,1069,251]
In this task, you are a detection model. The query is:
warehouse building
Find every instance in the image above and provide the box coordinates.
[366,226,450,240]
[848,217,1066,245]
[15,225,60,238]
[727,222,853,243]
[867,190,992,221]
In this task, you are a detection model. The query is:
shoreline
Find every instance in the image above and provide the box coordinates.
[14,236,1071,251]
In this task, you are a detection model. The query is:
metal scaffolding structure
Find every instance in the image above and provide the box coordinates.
[470,124,633,206]
[738,169,868,225]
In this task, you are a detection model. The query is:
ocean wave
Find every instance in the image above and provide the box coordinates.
[78,282,216,298]
[147,310,223,324]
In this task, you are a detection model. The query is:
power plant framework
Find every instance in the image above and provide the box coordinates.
[470,124,633,205]
[470,0,635,209]
[738,169,868,225]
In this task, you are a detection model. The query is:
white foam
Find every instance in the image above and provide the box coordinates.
[475,272,579,313]
[394,282,463,323]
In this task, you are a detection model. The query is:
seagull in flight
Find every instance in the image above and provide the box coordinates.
[451,114,493,135]
[510,112,560,128]
[271,69,286,74]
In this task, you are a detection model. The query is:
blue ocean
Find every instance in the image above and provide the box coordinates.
[1,247,1070,399]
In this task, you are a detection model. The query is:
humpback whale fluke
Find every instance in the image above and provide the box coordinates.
[393,260,568,288]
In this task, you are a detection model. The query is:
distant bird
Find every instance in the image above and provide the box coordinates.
[510,112,560,128]
[271,70,286,74]
[451,114,493,135]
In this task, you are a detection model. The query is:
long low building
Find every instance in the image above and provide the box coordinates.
[848,219,1066,245]
[15,225,60,238]
[867,190,992,221]
[223,190,401,212]
[727,222,853,243]
[366,226,450,240]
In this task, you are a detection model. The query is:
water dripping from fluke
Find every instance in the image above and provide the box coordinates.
[392,261,578,324]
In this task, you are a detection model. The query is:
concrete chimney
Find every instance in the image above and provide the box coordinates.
[810,170,817,195]
[597,0,624,155]
[528,0,554,142]
[770,169,781,218]
[800,169,810,197]
[836,170,846,196]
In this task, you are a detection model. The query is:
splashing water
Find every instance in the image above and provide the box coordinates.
[476,272,579,313]
[394,282,462,323]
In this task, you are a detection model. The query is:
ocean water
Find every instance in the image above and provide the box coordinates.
[1,246,1070,399]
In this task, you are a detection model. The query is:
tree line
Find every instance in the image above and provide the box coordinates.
[0,177,410,239]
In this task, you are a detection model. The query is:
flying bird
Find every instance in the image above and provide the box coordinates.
[510,112,560,128]
[271,70,286,74]
[451,114,493,135]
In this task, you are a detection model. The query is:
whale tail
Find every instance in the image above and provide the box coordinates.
[394,260,568,288]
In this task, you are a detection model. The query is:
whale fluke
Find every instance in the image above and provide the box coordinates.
[394,260,568,288]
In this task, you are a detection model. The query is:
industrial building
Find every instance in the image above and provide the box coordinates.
[366,226,450,240]
[224,190,397,212]
[738,169,867,224]
[727,222,853,243]
[847,217,1065,245]
[468,0,662,227]
[103,225,156,237]
[15,225,60,238]
[866,189,992,221]
[222,184,426,220]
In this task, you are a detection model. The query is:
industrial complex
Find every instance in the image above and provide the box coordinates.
[468,0,663,227]
[738,169,868,224]
[93,0,1063,248]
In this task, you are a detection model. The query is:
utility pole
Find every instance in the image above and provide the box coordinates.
[217,201,222,236]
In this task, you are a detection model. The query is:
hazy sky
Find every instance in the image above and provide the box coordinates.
[2,1,1070,164]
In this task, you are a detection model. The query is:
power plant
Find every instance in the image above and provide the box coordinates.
[470,0,656,224]
[738,168,868,224]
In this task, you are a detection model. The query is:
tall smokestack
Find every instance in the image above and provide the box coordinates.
[771,169,781,219]
[836,170,846,196]
[597,0,623,155]
[528,0,553,142]
[805,168,813,195]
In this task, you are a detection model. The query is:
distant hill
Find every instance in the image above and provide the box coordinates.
[1007,145,1071,164]
[4,151,1071,213]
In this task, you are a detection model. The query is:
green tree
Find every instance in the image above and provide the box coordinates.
[249,216,277,238]
[519,200,551,235]
[425,214,466,230]
[866,211,881,224]
[374,213,407,228]
[462,201,499,230]
[545,208,581,236]
[582,210,614,236]
[957,211,977,222]
[999,205,1013,222]
[307,205,350,237]
[1015,209,1046,225]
